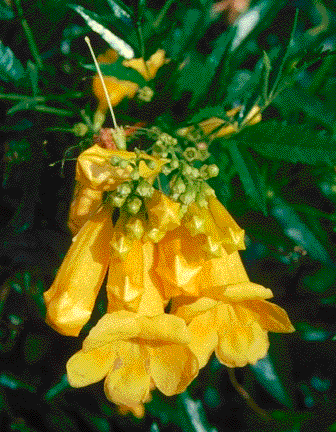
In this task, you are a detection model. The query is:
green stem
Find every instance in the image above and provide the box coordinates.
[14,0,43,69]
[152,0,176,29]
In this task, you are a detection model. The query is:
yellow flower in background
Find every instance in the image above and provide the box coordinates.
[177,105,261,141]
[172,283,294,368]
[93,49,168,127]
[67,311,198,410]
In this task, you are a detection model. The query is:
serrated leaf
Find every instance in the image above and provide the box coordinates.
[238,121,336,166]
[69,4,135,59]
[228,142,267,214]
[0,41,25,82]
[83,57,147,87]
[189,106,229,124]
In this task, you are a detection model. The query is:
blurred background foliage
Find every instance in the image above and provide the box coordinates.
[1,0,336,431]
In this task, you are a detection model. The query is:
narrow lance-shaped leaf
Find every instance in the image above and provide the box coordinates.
[237,121,336,166]
[68,4,135,59]
[271,195,335,266]
[228,142,267,215]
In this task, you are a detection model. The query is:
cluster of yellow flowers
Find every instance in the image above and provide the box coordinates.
[44,138,294,417]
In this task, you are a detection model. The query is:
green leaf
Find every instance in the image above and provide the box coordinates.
[69,4,136,58]
[228,142,267,214]
[238,121,336,166]
[270,196,334,266]
[27,60,39,96]
[0,0,14,19]
[83,57,147,87]
[0,41,25,83]
[250,334,296,409]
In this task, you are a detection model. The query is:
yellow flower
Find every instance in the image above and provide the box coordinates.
[68,144,167,236]
[66,311,198,410]
[44,207,113,336]
[155,195,246,298]
[172,283,294,368]
[46,145,179,335]
[177,105,261,140]
[93,49,168,126]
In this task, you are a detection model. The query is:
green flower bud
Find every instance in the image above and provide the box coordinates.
[136,180,154,198]
[127,197,143,215]
[73,122,88,137]
[117,182,132,197]
[190,167,199,179]
[146,160,157,170]
[170,159,179,169]
[119,159,129,169]
[131,169,140,180]
[207,164,219,178]
[172,178,186,194]
[110,155,121,166]
[180,185,196,205]
[162,165,172,175]
[182,164,192,176]
[183,147,199,162]
[112,195,126,207]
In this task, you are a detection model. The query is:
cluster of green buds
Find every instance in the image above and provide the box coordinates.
[107,151,156,216]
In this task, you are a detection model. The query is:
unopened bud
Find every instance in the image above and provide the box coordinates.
[131,169,140,180]
[207,164,219,177]
[146,159,157,170]
[73,122,88,137]
[136,180,154,197]
[119,159,129,169]
[127,197,143,214]
[117,182,132,197]
[110,155,121,166]
[182,164,192,176]
[112,195,126,207]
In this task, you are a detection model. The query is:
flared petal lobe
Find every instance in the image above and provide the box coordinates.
[66,311,199,409]
[44,207,113,336]
[173,294,294,369]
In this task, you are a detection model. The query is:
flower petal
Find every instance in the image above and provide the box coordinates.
[83,311,141,352]
[200,249,249,298]
[83,311,140,351]
[67,345,116,387]
[156,227,210,297]
[138,314,190,344]
[215,303,269,367]
[172,296,218,324]
[44,207,112,336]
[244,300,295,333]
[104,341,151,406]
[68,184,103,236]
[220,282,273,302]
[187,309,219,368]
[107,241,165,316]
[148,344,198,396]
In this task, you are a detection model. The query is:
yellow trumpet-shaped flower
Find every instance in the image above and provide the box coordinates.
[172,284,294,368]
[155,196,246,298]
[67,311,198,410]
[44,207,113,336]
